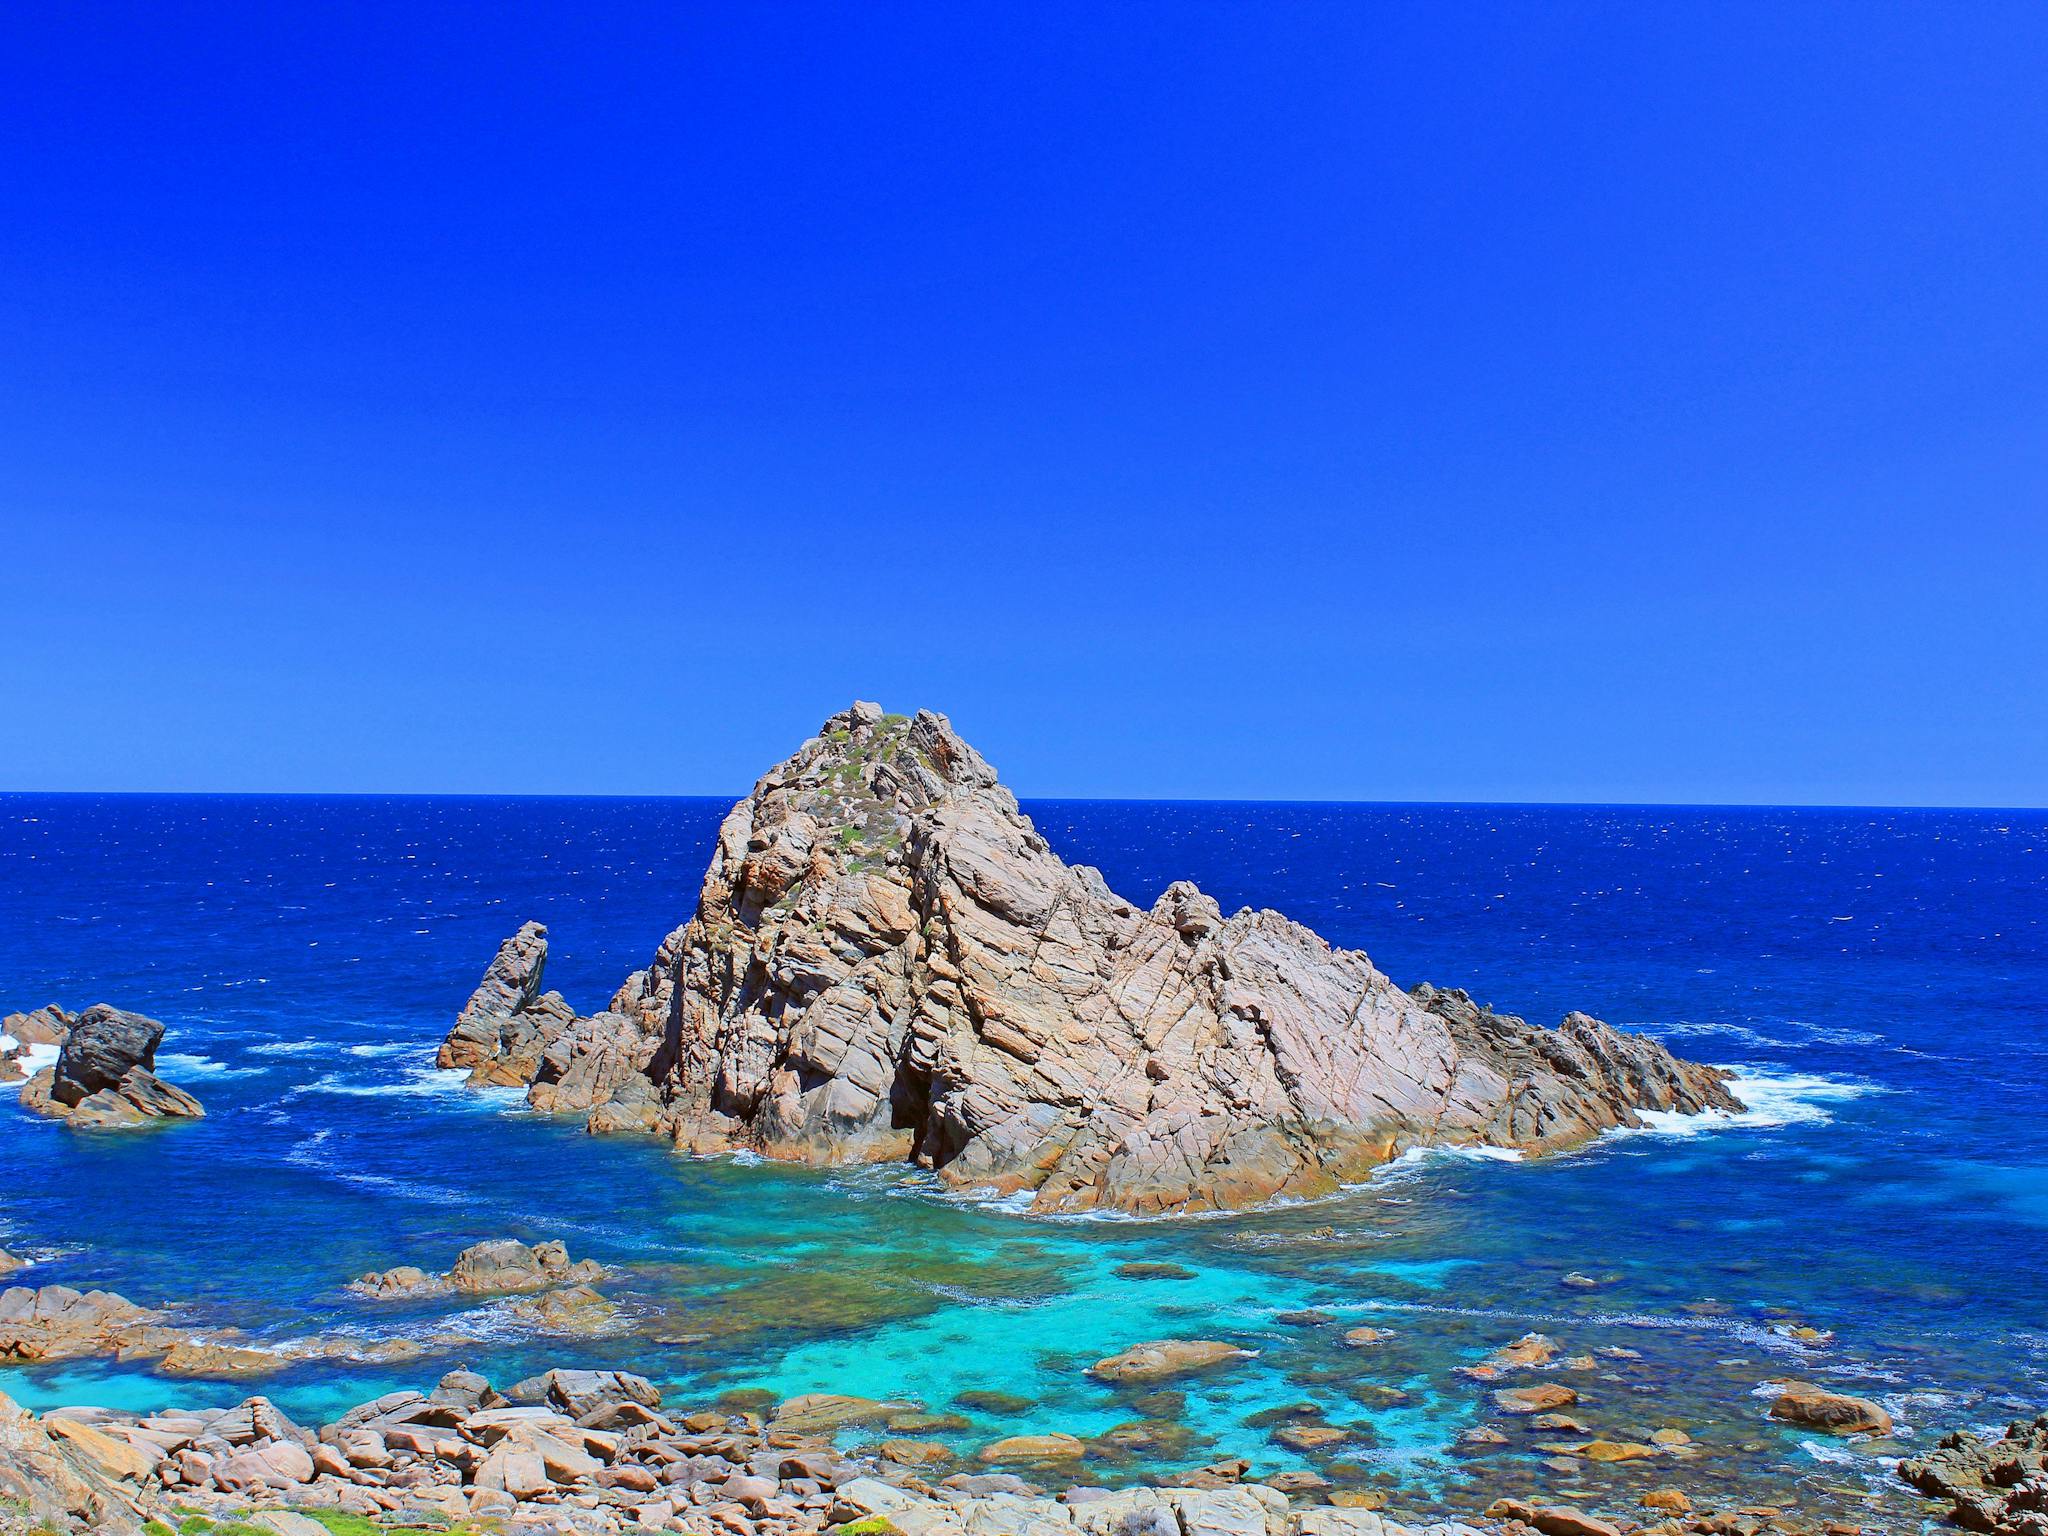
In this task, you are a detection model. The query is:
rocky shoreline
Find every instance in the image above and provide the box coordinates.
[5,1238,2026,1536]
[9,1353,2023,1536]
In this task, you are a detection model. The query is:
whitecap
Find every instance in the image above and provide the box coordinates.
[250,1040,328,1057]
[1621,1067,1879,1138]
[284,1128,471,1206]
[156,1051,266,1080]
[289,1066,522,1106]
[0,1041,61,1089]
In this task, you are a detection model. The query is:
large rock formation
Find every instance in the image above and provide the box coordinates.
[1902,1414,2048,1536]
[18,1006,204,1127]
[444,704,1737,1214]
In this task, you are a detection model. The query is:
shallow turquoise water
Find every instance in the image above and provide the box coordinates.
[3,795,2044,1526]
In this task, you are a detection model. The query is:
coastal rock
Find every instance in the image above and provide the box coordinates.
[437,924,670,1119]
[509,705,1740,1215]
[0,1388,161,1534]
[1089,1340,1253,1383]
[1767,1381,1893,1435]
[1900,1413,2048,1536]
[350,1238,603,1299]
[0,1250,22,1276]
[505,1368,660,1421]
[2,1005,75,1082]
[17,1005,204,1127]
[1492,1384,1579,1415]
[435,922,583,1087]
[0,1285,164,1363]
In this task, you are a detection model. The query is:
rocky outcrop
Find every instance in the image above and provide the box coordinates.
[1,1005,73,1084]
[450,704,1737,1214]
[1902,1414,2048,1536]
[435,923,669,1129]
[351,1238,603,1300]
[0,1284,169,1363]
[0,1388,161,1535]
[17,1005,203,1127]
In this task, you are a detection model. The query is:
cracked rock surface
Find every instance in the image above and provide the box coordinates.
[443,704,1737,1214]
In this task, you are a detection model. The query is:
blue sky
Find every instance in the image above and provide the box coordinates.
[2,4,2043,803]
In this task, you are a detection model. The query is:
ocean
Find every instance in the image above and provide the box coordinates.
[3,794,2043,1527]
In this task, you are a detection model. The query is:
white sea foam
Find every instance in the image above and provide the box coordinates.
[284,1128,472,1206]
[156,1051,265,1079]
[0,1041,61,1089]
[251,1039,327,1057]
[345,1042,418,1058]
[1622,1067,1879,1138]
[290,1065,521,1106]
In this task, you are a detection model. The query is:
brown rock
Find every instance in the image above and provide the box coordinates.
[1768,1382,1893,1436]
[1493,1384,1581,1415]
[1272,1424,1349,1451]
[1643,1489,1693,1512]
[977,1433,1085,1463]
[529,706,1742,1213]
[1087,1339,1252,1383]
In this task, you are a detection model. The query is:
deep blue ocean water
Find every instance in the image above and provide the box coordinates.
[3,795,2044,1526]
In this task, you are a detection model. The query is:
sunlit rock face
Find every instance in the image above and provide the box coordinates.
[452,703,1738,1213]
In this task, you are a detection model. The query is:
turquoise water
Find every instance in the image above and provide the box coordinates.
[3,795,2044,1526]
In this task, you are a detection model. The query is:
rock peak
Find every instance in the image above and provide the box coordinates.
[442,709,1740,1214]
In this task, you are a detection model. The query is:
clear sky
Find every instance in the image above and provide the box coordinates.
[3,4,2044,804]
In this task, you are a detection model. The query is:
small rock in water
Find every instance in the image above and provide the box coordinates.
[1767,1381,1893,1435]
[1494,1384,1581,1415]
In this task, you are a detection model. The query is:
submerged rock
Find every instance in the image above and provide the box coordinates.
[455,703,1739,1215]
[17,1005,203,1127]
[1088,1339,1254,1383]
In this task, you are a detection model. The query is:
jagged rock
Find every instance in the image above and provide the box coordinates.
[435,922,583,1087]
[1,1005,74,1049]
[17,1004,205,1127]
[351,1238,602,1299]
[0,1389,162,1534]
[502,1283,618,1335]
[0,1250,22,1275]
[1767,1381,1893,1435]
[484,704,1737,1214]
[1901,1413,2048,1536]
[0,1284,164,1363]
[2,1005,75,1083]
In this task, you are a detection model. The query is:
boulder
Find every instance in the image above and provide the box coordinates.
[513,705,1738,1214]
[1492,1384,1579,1415]
[1088,1339,1253,1383]
[18,1005,204,1127]
[978,1432,1087,1463]
[505,1367,660,1420]
[1768,1381,1893,1435]
[0,1284,164,1363]
[0,1388,163,1532]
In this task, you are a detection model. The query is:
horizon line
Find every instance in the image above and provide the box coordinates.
[1,788,2042,815]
